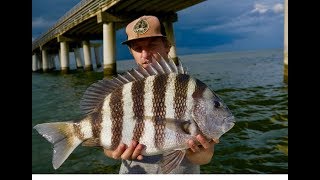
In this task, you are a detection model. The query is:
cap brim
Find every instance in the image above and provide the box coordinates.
[121,35,166,45]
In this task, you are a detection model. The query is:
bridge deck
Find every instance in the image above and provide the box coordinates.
[32,0,205,53]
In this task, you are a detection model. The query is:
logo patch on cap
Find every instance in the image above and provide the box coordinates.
[133,18,149,35]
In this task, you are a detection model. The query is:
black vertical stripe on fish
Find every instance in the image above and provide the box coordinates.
[90,104,103,139]
[109,86,124,150]
[153,74,169,149]
[174,74,190,119]
[192,79,207,99]
[131,80,145,142]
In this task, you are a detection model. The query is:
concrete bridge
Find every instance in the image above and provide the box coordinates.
[32,0,205,75]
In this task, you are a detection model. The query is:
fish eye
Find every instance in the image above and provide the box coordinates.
[214,100,221,108]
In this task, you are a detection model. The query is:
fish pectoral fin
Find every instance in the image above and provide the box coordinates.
[165,118,192,135]
[82,138,101,147]
[160,150,186,174]
[145,116,192,135]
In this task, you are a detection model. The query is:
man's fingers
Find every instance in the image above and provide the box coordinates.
[112,143,126,159]
[120,141,138,160]
[131,144,144,160]
[136,155,144,161]
[196,135,210,149]
[188,139,200,152]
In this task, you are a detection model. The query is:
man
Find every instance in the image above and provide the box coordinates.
[103,15,216,174]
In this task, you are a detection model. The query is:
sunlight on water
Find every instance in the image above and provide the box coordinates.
[32,49,287,174]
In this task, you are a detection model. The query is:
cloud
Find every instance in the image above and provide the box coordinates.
[198,1,284,35]
[177,0,252,29]
[32,17,55,28]
[250,2,284,15]
[273,3,284,13]
[173,0,284,55]
[251,3,269,14]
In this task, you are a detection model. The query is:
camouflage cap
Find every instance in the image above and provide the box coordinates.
[121,15,166,45]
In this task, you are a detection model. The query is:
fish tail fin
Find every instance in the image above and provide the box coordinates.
[33,121,83,169]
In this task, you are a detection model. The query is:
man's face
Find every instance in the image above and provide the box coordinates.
[129,37,170,68]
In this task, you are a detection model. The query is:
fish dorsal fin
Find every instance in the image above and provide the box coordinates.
[80,56,186,115]
[154,54,186,74]
[80,78,119,115]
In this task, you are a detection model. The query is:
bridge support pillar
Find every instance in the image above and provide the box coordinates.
[103,22,116,77]
[163,14,179,65]
[32,54,39,72]
[74,48,83,69]
[83,40,93,71]
[41,49,49,72]
[60,41,70,73]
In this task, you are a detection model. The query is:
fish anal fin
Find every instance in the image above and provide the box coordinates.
[82,138,101,147]
[160,150,186,174]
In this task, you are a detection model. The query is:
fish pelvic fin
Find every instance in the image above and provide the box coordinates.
[160,150,186,174]
[82,138,101,147]
[33,121,84,170]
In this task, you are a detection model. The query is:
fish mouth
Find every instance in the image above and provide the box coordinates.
[224,115,235,124]
[222,116,235,133]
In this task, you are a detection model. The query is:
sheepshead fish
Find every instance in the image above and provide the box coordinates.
[33,56,235,173]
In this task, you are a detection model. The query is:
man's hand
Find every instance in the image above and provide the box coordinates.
[185,134,217,165]
[103,140,144,161]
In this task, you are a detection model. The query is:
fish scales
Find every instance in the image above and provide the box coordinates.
[174,74,190,119]
[89,106,102,139]
[131,80,145,142]
[139,75,156,151]
[163,74,178,148]
[164,73,177,119]
[33,56,235,173]
[184,76,197,121]
[100,73,198,153]
[120,83,135,146]
[152,74,169,149]
[100,95,112,148]
[109,86,124,149]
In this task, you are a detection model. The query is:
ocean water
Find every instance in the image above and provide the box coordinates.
[32,49,288,174]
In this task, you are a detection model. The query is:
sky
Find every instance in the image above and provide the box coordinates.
[32,0,285,60]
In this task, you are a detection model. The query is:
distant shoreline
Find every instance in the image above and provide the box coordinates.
[117,48,283,62]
